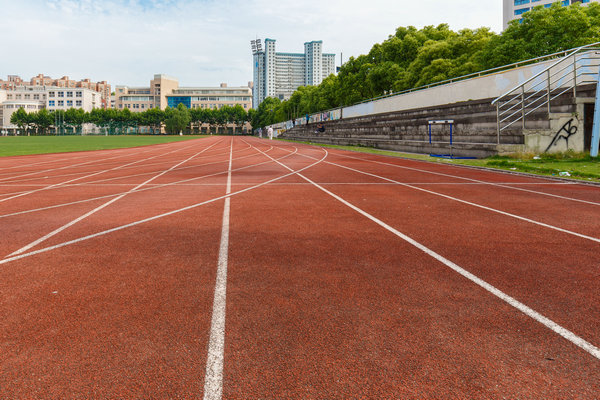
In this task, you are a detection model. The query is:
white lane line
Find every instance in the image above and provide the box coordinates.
[0,139,219,204]
[0,146,322,267]
[285,148,600,244]
[0,181,582,188]
[334,152,600,206]
[204,139,234,400]
[254,143,600,361]
[0,140,169,183]
[7,140,222,257]
[0,140,247,187]
[0,145,275,220]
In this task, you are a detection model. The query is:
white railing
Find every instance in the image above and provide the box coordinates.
[492,42,600,143]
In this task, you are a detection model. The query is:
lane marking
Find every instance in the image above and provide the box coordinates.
[204,139,233,400]
[7,140,222,256]
[0,181,581,190]
[334,152,600,206]
[0,139,220,204]
[252,141,600,361]
[284,147,600,243]
[0,140,172,183]
[0,146,278,220]
[0,146,324,267]
[0,140,250,187]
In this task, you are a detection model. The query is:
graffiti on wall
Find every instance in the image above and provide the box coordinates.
[545,118,578,153]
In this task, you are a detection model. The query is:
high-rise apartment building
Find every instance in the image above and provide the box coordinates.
[503,0,597,29]
[251,38,336,107]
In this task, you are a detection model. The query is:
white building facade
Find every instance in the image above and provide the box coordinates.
[251,38,336,107]
[0,86,102,134]
[503,0,596,29]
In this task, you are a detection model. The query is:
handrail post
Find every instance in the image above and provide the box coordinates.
[547,69,551,114]
[573,53,578,97]
[496,103,500,144]
[521,86,526,131]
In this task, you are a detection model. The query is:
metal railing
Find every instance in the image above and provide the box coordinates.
[492,42,600,143]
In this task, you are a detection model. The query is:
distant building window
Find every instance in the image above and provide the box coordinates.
[76,100,82,107]
[7,94,12,99]
[67,91,73,97]
[49,92,55,97]
[16,94,21,99]
[67,100,73,107]
[58,100,64,106]
[58,91,64,97]
[34,94,39,100]
[514,7,529,15]
[76,91,82,97]
[49,100,55,106]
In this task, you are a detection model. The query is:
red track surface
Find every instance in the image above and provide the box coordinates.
[0,136,599,398]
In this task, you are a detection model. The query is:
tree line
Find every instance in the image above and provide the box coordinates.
[10,103,250,135]
[251,2,600,128]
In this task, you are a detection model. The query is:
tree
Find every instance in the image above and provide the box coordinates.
[141,108,165,134]
[64,108,86,134]
[32,109,53,135]
[164,104,191,134]
[10,108,29,135]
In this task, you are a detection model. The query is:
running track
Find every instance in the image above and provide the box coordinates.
[0,136,599,398]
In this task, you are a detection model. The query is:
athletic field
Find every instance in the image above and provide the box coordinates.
[0,136,598,398]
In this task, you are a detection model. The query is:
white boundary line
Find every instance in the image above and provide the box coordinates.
[0,139,247,187]
[0,145,278,220]
[203,138,233,400]
[0,145,326,267]
[252,141,600,361]
[0,138,232,199]
[334,152,600,206]
[285,147,600,243]
[6,140,222,256]
[0,139,223,204]
[0,140,170,183]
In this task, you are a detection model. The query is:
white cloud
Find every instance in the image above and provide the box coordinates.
[0,0,502,89]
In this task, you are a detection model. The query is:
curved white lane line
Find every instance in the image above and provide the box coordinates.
[256,140,600,361]
[0,140,239,199]
[0,139,182,182]
[0,138,233,192]
[333,152,600,206]
[0,146,277,220]
[0,139,226,204]
[283,145,600,243]
[7,140,223,257]
[0,145,320,267]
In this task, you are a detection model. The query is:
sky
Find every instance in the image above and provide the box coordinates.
[1,0,503,89]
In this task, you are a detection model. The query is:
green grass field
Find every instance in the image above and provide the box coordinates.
[279,139,600,183]
[0,135,209,157]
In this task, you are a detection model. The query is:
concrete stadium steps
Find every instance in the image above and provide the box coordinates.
[281,89,588,158]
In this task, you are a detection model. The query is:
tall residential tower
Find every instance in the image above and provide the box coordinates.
[251,38,335,107]
[503,0,596,29]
